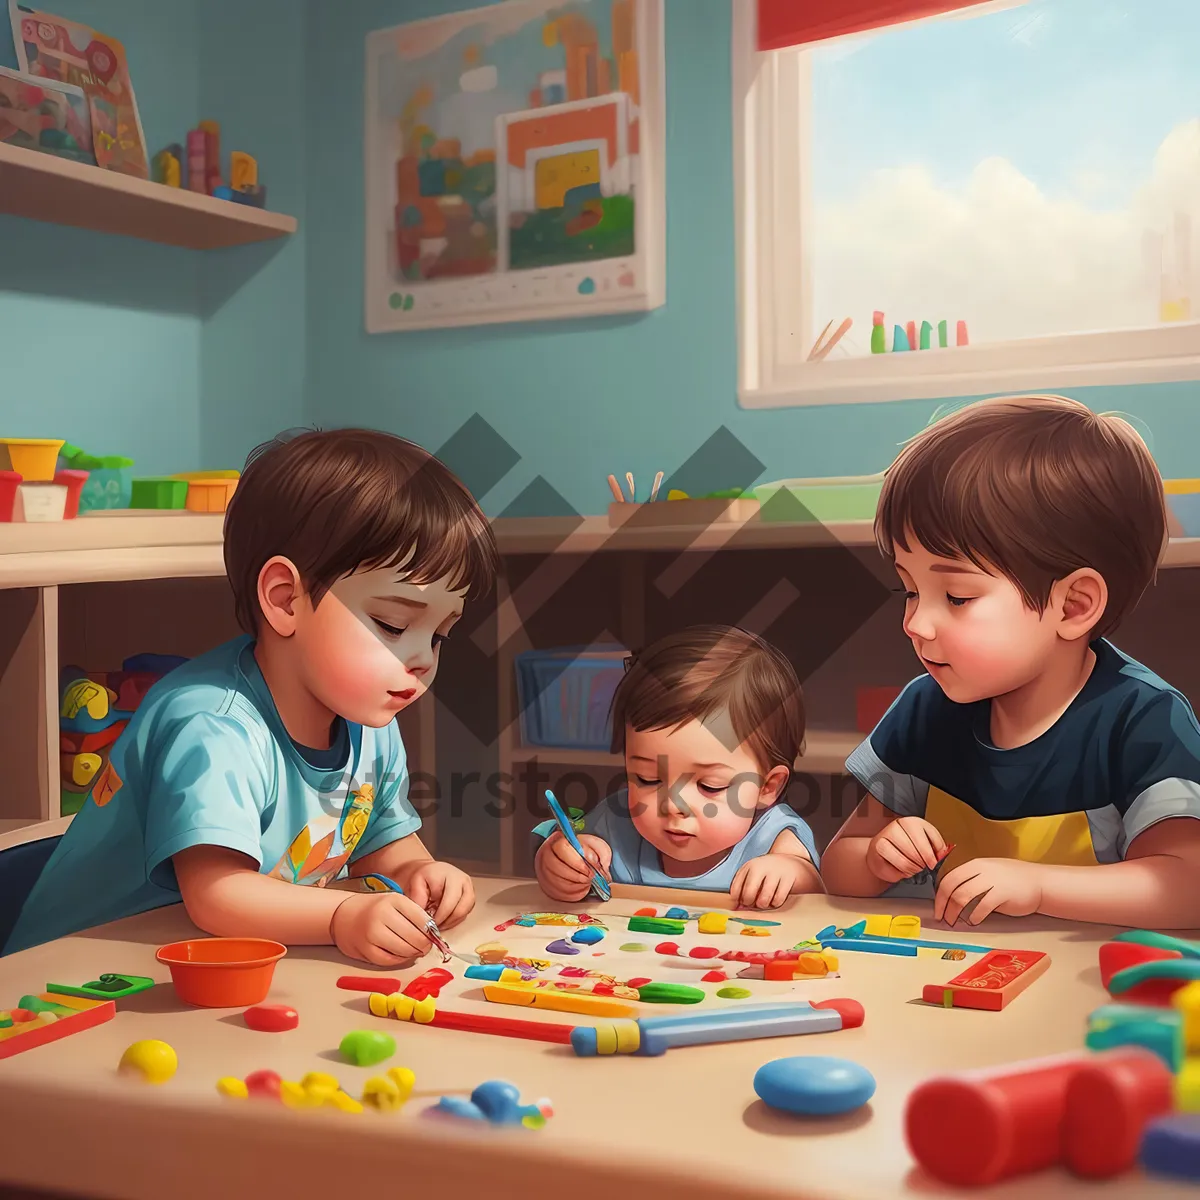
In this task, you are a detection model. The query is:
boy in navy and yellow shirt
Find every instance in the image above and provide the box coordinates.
[822,395,1200,929]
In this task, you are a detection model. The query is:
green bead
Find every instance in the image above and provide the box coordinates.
[635,983,705,1004]
[339,1029,396,1067]
[717,987,752,999]
[619,943,648,952]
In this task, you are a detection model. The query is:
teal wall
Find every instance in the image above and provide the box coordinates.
[0,0,305,475]
[3,1,1199,498]
[304,0,1200,515]
[0,0,204,473]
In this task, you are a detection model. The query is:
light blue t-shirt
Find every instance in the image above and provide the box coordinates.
[532,790,819,891]
[6,636,421,954]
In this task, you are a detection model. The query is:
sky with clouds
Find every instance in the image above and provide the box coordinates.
[807,0,1200,354]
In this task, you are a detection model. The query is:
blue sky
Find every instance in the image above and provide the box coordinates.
[812,0,1200,211]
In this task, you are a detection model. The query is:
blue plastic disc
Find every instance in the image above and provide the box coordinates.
[753,1056,876,1116]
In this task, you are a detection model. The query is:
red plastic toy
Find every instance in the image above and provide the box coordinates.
[905,1048,1170,1187]
[402,968,454,1000]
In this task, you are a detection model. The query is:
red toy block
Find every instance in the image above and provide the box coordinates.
[922,949,1049,1011]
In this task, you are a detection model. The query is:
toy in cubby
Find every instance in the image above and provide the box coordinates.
[59,654,189,815]
[0,439,88,522]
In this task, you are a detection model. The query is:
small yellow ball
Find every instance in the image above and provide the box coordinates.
[216,1076,248,1098]
[118,1039,177,1084]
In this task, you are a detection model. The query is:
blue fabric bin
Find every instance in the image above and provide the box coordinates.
[515,646,627,750]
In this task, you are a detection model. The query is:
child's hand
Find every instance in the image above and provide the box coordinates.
[934,858,1043,926]
[402,861,476,929]
[535,832,612,902]
[866,817,947,883]
[730,853,814,909]
[330,892,433,967]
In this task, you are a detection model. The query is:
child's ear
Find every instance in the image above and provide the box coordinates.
[1055,567,1107,642]
[258,556,304,637]
[757,765,790,809]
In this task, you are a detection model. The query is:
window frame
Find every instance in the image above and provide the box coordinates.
[732,0,1200,409]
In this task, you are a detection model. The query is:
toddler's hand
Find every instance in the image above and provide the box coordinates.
[402,860,476,929]
[866,817,947,884]
[730,852,815,909]
[330,891,433,967]
[535,832,612,902]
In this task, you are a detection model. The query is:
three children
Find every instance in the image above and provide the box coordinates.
[10,393,1198,963]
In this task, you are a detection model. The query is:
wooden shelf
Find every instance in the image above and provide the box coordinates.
[0,142,297,249]
[508,729,863,774]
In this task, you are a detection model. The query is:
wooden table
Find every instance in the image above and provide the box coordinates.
[0,878,1194,1200]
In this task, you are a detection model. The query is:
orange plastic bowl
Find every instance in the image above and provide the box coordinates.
[156,938,287,1008]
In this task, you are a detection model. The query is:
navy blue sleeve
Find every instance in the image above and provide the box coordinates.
[1115,688,1200,847]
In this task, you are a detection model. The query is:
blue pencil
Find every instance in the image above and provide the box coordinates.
[544,789,611,902]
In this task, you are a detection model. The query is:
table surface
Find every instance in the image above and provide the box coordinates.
[0,878,1195,1200]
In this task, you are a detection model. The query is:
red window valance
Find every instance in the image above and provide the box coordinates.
[757,0,986,51]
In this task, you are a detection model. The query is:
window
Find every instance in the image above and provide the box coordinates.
[735,0,1200,407]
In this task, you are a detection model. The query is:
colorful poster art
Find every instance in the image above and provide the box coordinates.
[365,0,664,332]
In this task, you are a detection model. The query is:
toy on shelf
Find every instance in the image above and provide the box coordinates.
[174,470,239,513]
[60,654,188,815]
[60,442,134,511]
[152,143,182,187]
[175,120,267,207]
[13,4,150,178]
[0,65,94,164]
[130,477,188,510]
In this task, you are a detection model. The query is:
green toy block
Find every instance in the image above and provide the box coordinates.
[130,477,188,509]
[627,917,686,935]
[47,974,156,1000]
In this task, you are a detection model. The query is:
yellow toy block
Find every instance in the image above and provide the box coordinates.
[698,913,729,935]
[889,915,921,938]
[861,915,892,937]
[1173,980,1200,1052]
[1177,1058,1200,1112]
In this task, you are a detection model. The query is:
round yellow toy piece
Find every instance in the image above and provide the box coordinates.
[362,1076,403,1112]
[387,1066,415,1103]
[216,1077,248,1098]
[301,1070,339,1099]
[118,1039,178,1084]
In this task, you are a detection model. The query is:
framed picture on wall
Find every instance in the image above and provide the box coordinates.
[364,0,665,333]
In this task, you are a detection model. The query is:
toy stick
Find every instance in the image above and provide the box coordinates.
[572,999,863,1057]
[650,471,664,502]
[607,474,625,503]
[370,992,574,1044]
[625,472,636,502]
[483,982,636,1018]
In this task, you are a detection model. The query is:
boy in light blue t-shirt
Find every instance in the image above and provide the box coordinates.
[6,429,498,963]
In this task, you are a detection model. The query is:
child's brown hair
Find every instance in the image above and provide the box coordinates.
[224,427,499,634]
[875,394,1166,638]
[611,625,805,775]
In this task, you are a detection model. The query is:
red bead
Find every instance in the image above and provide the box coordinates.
[626,977,652,987]
[634,907,657,917]
[337,974,401,993]
[689,946,720,959]
[10,1008,36,1024]
[702,970,727,983]
[244,1069,282,1099]
[243,1004,299,1033]
[403,968,454,1000]
[655,941,679,956]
